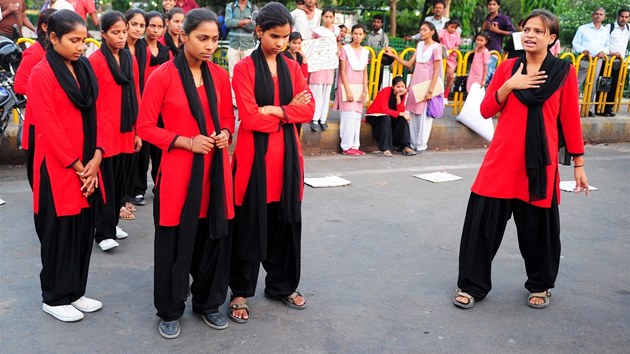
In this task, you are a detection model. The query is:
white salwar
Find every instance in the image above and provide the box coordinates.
[309,83,333,123]
[339,111,362,151]
[409,109,433,151]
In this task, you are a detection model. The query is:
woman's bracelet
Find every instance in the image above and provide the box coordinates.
[574,165,584,168]
[190,136,194,151]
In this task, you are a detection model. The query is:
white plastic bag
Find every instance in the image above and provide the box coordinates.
[456,83,494,142]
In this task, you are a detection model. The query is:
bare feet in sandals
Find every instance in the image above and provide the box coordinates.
[229,297,249,323]
[119,207,135,221]
[125,202,137,212]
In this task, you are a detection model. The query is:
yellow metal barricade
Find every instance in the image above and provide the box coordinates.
[596,55,616,114]
[16,37,35,46]
[617,57,630,113]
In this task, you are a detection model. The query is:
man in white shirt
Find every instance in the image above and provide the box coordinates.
[405,0,460,42]
[291,0,320,40]
[42,0,75,11]
[572,7,610,116]
[601,8,629,116]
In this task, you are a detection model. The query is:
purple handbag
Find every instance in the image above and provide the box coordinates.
[427,95,444,118]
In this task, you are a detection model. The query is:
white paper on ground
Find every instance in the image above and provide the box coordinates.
[456,83,495,142]
[0,198,5,205]
[413,171,463,183]
[304,176,351,188]
[559,181,598,192]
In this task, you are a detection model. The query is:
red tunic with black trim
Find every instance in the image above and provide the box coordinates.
[231,56,315,206]
[136,60,235,226]
[89,49,140,158]
[28,58,105,216]
[474,58,584,208]
[366,86,405,117]
[14,41,45,150]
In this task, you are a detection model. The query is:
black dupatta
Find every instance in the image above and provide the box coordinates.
[170,52,229,302]
[236,47,301,261]
[127,39,148,94]
[46,48,98,166]
[511,52,570,201]
[163,31,180,56]
[100,42,139,133]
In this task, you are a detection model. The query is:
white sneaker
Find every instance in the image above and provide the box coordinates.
[98,239,119,251]
[42,304,84,322]
[71,296,102,312]
[115,226,128,239]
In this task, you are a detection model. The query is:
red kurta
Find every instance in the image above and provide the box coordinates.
[366,87,406,117]
[15,41,45,150]
[231,57,315,206]
[28,58,104,216]
[89,49,140,158]
[145,42,173,79]
[473,58,584,207]
[136,60,235,226]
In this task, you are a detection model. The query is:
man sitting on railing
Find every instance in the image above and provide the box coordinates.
[601,8,629,117]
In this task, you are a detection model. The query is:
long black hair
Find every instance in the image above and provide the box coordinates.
[421,21,439,43]
[100,10,127,32]
[255,2,293,33]
[37,8,57,39]
[47,9,86,41]
[182,8,219,35]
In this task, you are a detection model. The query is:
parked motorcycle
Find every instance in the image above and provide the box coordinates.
[0,34,25,149]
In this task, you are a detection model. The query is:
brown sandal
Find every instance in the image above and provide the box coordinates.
[527,290,551,309]
[280,290,307,310]
[228,300,249,323]
[119,207,135,221]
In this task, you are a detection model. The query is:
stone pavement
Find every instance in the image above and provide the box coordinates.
[0,143,629,353]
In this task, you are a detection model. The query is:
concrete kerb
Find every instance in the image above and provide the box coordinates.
[2,110,630,164]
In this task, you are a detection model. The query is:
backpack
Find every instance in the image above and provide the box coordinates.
[609,22,629,33]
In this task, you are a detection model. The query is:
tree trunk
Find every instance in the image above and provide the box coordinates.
[388,0,397,37]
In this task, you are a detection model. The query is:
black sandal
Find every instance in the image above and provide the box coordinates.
[280,290,307,310]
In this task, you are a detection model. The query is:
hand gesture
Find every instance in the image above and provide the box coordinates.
[79,175,98,197]
[133,135,142,152]
[489,22,500,33]
[210,130,230,149]
[191,134,215,154]
[289,90,311,105]
[573,167,589,196]
[383,47,395,57]
[507,63,547,90]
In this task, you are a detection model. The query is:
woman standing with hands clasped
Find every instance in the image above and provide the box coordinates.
[28,10,103,322]
[137,8,235,339]
[453,10,588,310]
[385,21,443,153]
[229,2,314,324]
[90,11,142,250]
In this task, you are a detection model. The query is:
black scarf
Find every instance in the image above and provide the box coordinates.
[511,52,570,201]
[163,31,180,57]
[149,40,171,66]
[388,87,398,118]
[46,49,98,167]
[36,34,48,49]
[170,52,229,302]
[237,47,300,261]
[100,43,138,133]
[126,39,147,94]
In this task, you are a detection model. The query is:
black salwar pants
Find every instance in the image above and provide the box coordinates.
[153,190,232,322]
[366,115,411,152]
[34,163,94,306]
[456,190,560,300]
[132,143,150,198]
[229,202,302,299]
[94,153,133,243]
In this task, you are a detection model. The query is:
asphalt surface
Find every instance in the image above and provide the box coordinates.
[0,143,629,353]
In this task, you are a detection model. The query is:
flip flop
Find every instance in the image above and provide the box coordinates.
[119,207,135,221]
[125,202,137,212]
[527,290,551,309]
[266,290,307,310]
[453,289,475,309]
[228,302,249,324]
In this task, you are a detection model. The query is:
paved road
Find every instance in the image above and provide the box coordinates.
[1,143,629,353]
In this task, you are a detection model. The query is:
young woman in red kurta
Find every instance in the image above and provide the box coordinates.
[136,9,235,339]
[454,10,589,310]
[14,8,56,188]
[124,8,155,208]
[28,10,103,322]
[141,11,173,197]
[158,7,184,57]
[89,11,142,251]
[229,2,314,324]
